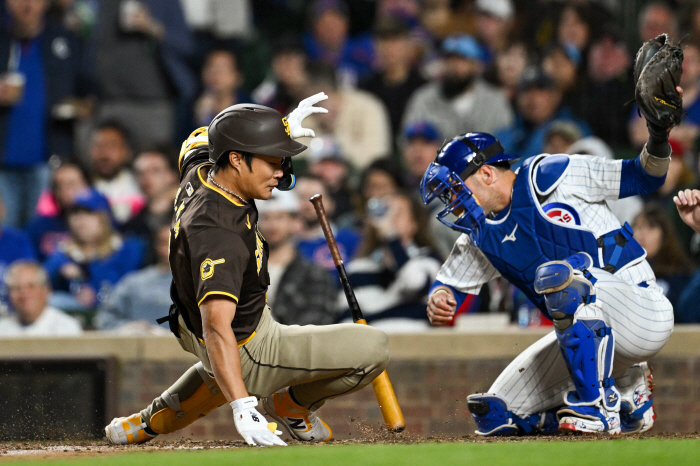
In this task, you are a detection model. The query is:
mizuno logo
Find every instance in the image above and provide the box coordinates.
[287,418,306,430]
[502,224,518,243]
[608,393,618,404]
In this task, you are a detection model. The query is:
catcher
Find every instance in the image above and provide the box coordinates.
[422,34,684,435]
[105,94,389,446]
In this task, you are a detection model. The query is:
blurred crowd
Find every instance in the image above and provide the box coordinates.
[3,0,700,337]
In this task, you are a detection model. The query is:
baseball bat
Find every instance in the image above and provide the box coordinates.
[309,194,406,432]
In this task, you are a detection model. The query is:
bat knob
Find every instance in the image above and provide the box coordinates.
[309,194,323,205]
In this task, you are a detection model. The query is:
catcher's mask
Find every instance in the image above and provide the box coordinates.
[208,104,306,191]
[420,132,518,246]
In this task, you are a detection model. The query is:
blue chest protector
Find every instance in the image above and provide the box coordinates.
[478,155,645,316]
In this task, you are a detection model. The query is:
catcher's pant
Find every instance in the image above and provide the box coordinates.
[141,306,389,428]
[489,268,673,417]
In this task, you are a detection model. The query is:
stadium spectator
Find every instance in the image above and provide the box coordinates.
[360,16,425,141]
[557,5,592,55]
[252,37,309,116]
[302,62,392,170]
[95,222,171,333]
[0,0,84,227]
[44,189,145,310]
[295,176,361,275]
[577,27,634,150]
[360,158,404,204]
[340,191,440,331]
[542,44,584,115]
[258,190,339,325]
[495,67,590,161]
[90,0,195,150]
[493,40,529,101]
[632,204,693,309]
[638,2,678,42]
[0,261,81,336]
[89,121,145,224]
[193,49,250,127]
[122,145,179,261]
[303,0,374,86]
[0,193,36,286]
[474,0,514,63]
[25,159,90,260]
[401,121,442,187]
[402,35,513,143]
[305,135,355,228]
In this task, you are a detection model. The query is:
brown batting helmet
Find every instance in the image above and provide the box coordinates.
[207,104,305,190]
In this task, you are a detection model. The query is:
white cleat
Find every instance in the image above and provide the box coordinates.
[105,413,157,445]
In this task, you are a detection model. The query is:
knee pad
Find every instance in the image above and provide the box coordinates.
[556,319,620,412]
[466,394,558,436]
[150,362,227,434]
[534,254,596,331]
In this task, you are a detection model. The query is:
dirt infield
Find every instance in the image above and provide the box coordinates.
[2,427,699,459]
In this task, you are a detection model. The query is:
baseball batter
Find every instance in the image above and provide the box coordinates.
[421,81,683,433]
[105,94,389,447]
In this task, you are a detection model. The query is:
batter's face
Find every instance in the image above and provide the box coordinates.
[239,154,284,201]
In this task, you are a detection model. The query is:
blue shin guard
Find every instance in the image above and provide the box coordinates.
[466,394,558,436]
[535,255,621,434]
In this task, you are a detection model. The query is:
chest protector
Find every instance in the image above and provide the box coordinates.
[479,155,645,316]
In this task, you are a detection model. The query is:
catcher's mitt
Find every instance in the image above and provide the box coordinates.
[634,33,684,130]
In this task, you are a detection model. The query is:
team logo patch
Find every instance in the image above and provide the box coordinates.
[282,117,291,136]
[543,202,581,225]
[186,182,194,196]
[201,258,225,280]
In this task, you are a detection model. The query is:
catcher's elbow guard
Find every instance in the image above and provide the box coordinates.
[149,363,227,434]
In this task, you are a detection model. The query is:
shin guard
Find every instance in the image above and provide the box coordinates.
[149,362,227,434]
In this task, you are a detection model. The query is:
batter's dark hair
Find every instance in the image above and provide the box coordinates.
[211,150,255,175]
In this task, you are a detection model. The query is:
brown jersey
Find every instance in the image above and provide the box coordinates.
[169,156,269,342]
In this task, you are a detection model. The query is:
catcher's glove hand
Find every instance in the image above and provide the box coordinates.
[634,33,684,132]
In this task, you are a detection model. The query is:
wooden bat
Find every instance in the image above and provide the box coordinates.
[310,194,406,432]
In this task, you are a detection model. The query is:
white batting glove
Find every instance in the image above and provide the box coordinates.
[232,396,287,446]
[285,92,329,139]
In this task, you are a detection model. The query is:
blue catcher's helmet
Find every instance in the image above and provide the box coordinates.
[420,132,519,246]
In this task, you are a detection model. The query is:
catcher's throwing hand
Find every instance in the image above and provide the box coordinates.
[427,288,457,325]
[286,92,329,139]
[674,189,700,233]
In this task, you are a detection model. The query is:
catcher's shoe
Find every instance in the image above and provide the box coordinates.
[261,389,332,442]
[620,362,655,434]
[105,413,157,445]
[558,405,621,435]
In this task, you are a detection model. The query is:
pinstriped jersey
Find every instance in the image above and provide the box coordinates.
[436,154,656,295]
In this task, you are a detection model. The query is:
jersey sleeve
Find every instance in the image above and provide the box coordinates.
[188,227,249,306]
[559,154,623,202]
[435,234,500,295]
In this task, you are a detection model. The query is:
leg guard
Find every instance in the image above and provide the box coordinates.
[617,362,655,434]
[535,255,621,434]
[466,394,558,436]
[148,362,227,434]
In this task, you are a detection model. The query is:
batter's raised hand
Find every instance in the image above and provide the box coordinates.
[427,288,457,325]
[286,92,329,139]
[674,189,700,233]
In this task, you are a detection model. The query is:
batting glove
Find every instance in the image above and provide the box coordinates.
[232,396,287,446]
[285,92,328,139]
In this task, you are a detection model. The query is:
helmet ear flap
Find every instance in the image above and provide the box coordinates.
[277,157,295,191]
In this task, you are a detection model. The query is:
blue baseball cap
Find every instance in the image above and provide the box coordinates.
[441,35,483,61]
[404,121,441,142]
[71,188,112,214]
